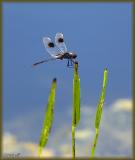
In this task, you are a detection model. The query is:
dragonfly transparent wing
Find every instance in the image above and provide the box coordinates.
[55,33,67,53]
[43,37,62,58]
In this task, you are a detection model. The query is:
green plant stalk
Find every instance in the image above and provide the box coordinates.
[90,69,108,157]
[72,125,75,159]
[38,78,57,157]
[91,129,99,157]
[72,62,80,159]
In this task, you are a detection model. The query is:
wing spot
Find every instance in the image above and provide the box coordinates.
[58,38,64,43]
[48,42,54,48]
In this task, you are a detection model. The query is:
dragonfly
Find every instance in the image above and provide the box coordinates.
[33,33,77,67]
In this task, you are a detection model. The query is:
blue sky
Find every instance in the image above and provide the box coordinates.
[3,2,132,157]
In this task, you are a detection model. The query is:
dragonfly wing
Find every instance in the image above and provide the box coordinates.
[43,37,62,58]
[55,33,67,53]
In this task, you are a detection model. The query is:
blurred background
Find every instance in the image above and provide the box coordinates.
[3,2,132,157]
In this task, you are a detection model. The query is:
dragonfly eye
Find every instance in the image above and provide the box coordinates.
[48,42,54,48]
[58,38,64,43]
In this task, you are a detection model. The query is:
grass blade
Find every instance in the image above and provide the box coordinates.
[73,62,80,127]
[91,68,108,157]
[72,62,81,159]
[38,78,57,157]
[72,125,75,159]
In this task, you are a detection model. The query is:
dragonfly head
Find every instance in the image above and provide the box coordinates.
[71,52,77,59]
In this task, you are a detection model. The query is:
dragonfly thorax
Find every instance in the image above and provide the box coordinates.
[69,52,77,59]
[57,52,77,60]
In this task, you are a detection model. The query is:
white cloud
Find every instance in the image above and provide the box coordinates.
[3,98,133,157]
[58,98,133,157]
[110,99,132,112]
[3,132,54,158]
[75,129,93,140]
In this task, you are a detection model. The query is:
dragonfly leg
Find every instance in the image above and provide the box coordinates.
[70,59,73,66]
[67,59,75,68]
[67,59,73,68]
[67,60,69,67]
